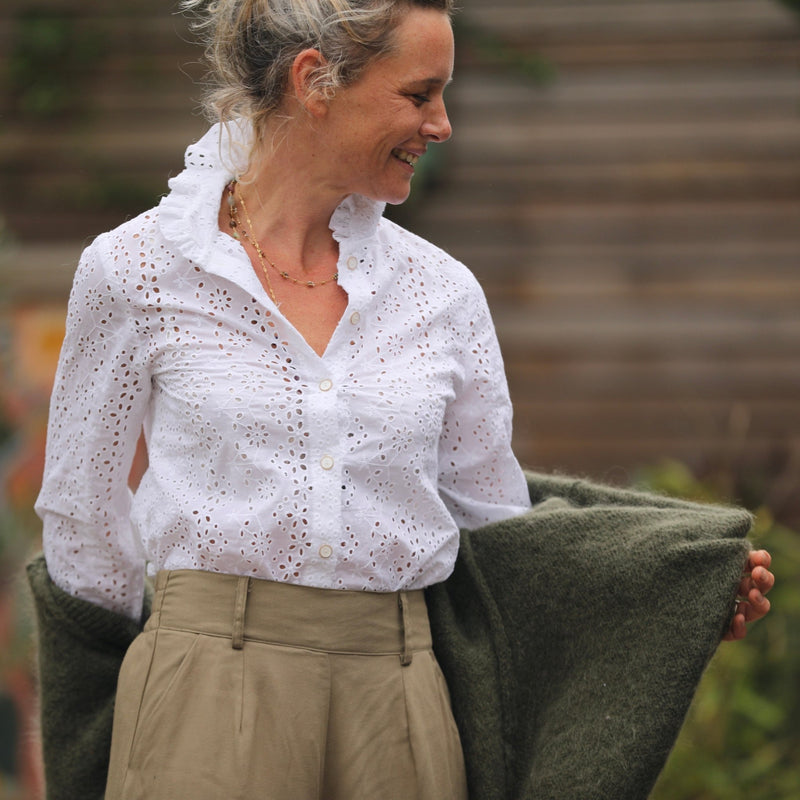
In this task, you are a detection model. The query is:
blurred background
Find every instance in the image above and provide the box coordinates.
[0,0,798,797]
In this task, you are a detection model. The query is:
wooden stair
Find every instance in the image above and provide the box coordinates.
[0,0,207,249]
[1,0,799,519]
[406,0,800,520]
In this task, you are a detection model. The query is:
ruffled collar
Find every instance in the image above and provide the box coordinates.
[158,121,386,267]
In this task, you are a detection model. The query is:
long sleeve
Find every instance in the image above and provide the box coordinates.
[32,129,531,598]
[427,471,753,800]
[437,287,530,528]
[35,236,152,619]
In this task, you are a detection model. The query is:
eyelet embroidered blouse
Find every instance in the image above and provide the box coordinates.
[35,123,531,619]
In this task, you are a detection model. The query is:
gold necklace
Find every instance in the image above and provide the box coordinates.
[226,181,339,302]
[226,181,277,303]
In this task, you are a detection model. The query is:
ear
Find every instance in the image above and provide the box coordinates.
[290,48,331,118]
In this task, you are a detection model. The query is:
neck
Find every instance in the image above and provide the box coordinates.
[233,120,347,273]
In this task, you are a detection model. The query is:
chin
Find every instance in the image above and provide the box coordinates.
[361,177,413,206]
[352,177,411,205]
[382,185,413,206]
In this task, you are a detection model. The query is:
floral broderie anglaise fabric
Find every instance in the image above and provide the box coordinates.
[35,123,530,619]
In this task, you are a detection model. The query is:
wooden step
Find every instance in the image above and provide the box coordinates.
[507,39,800,68]
[458,240,800,279]
[419,199,800,249]
[511,434,794,478]
[511,399,799,440]
[494,306,800,355]
[448,68,800,125]
[505,357,800,399]
[459,0,799,41]
[427,160,800,205]
[448,116,800,163]
[481,280,800,313]
[457,0,800,67]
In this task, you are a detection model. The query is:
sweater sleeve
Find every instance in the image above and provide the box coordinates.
[34,236,151,620]
[437,282,530,527]
[428,471,753,800]
[26,554,151,800]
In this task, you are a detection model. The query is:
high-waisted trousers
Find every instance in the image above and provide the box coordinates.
[104,569,468,799]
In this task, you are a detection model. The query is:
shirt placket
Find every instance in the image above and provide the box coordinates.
[303,245,370,584]
[305,363,342,584]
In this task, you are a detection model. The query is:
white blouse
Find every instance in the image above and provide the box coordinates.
[35,124,531,619]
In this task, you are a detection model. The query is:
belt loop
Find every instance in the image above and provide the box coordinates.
[148,571,170,630]
[232,576,250,650]
[399,591,412,666]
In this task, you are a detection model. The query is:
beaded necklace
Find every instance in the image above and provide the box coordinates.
[226,180,340,304]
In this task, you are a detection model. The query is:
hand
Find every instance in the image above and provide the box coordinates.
[723,549,774,641]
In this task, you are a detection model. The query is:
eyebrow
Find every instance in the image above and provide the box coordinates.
[416,75,454,88]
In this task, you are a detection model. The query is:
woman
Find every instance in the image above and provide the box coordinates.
[34,0,773,798]
[36,1,524,797]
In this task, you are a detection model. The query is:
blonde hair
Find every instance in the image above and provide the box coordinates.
[182,0,454,134]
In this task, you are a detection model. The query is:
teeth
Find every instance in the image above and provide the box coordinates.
[393,149,419,167]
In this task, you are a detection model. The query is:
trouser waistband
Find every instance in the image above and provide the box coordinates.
[148,570,430,665]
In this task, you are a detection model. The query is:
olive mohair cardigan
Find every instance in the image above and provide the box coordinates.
[27,471,752,800]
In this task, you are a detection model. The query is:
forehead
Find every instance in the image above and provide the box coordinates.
[381,8,454,81]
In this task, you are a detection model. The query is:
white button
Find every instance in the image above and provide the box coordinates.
[349,311,361,325]
[319,379,333,392]
[320,455,334,470]
[346,256,358,270]
[319,544,333,559]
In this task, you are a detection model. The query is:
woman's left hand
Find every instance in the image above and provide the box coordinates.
[723,549,774,641]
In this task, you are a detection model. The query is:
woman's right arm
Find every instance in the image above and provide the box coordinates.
[35,236,152,620]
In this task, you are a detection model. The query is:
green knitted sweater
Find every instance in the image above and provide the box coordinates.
[28,472,751,800]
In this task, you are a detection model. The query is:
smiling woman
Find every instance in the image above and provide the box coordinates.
[183,0,453,136]
[308,9,453,205]
[33,1,531,798]
[30,1,775,798]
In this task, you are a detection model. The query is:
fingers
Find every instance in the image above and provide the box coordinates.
[723,591,771,641]
[747,549,772,570]
[723,549,775,642]
[738,549,775,599]
[751,564,775,595]
[722,606,748,641]
[743,586,771,622]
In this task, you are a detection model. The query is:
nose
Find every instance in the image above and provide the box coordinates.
[421,97,452,143]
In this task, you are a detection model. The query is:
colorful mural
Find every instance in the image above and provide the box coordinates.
[0,302,65,799]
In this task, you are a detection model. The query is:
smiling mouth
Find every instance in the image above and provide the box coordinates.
[392,148,419,167]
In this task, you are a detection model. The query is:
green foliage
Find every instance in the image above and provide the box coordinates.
[6,7,105,119]
[68,167,164,215]
[387,19,553,226]
[777,0,800,16]
[640,460,800,800]
[454,18,556,85]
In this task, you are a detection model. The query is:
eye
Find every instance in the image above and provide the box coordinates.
[410,93,430,106]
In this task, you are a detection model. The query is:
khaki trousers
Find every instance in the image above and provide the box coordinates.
[105,570,467,799]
